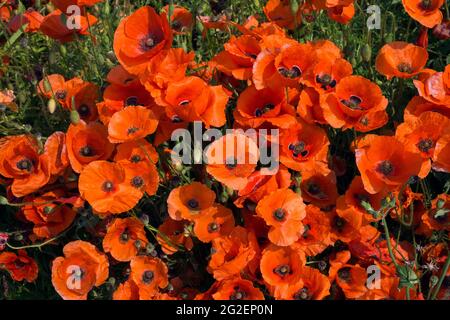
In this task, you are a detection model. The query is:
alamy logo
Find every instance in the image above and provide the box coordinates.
[367,5,381,30]
[366,265,381,290]
[66,265,82,290]
[66,5,82,30]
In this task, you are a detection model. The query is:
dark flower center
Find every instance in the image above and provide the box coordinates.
[245,52,257,59]
[120,228,130,243]
[142,270,154,284]
[316,74,337,90]
[376,160,394,176]
[187,198,199,209]
[14,259,26,269]
[273,208,287,222]
[230,286,246,300]
[294,287,311,300]
[338,267,351,282]
[255,103,275,117]
[131,176,144,188]
[79,145,95,157]
[127,127,139,135]
[207,222,220,233]
[16,158,33,172]
[333,216,346,231]
[172,115,183,123]
[278,65,302,78]
[78,104,90,117]
[397,63,413,73]
[130,154,141,163]
[419,0,432,10]
[141,34,160,51]
[417,138,434,153]
[179,100,190,106]
[289,141,309,158]
[274,264,291,277]
[125,96,139,106]
[55,90,67,100]
[341,95,363,110]
[102,180,114,192]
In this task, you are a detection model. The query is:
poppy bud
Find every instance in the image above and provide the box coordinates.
[43,78,52,92]
[104,1,111,15]
[432,20,450,40]
[70,109,80,125]
[59,45,67,57]
[0,196,8,205]
[360,44,372,62]
[384,33,394,43]
[47,98,57,114]
[14,233,23,241]
[290,0,299,16]
[48,51,57,65]
[416,27,428,48]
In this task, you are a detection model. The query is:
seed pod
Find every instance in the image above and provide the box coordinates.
[43,77,52,92]
[47,98,57,114]
[70,109,80,125]
[360,44,372,62]
[59,44,67,57]
[48,51,57,65]
[290,0,299,15]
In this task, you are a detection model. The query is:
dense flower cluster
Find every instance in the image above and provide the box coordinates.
[0,0,449,300]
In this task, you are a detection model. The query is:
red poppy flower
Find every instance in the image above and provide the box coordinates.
[113,6,172,75]
[413,65,450,105]
[301,171,338,208]
[256,188,306,246]
[22,189,77,239]
[162,76,229,128]
[167,182,216,221]
[51,240,109,300]
[66,121,114,173]
[162,4,193,34]
[263,0,302,30]
[193,204,235,243]
[51,0,103,12]
[103,217,148,262]
[130,255,169,299]
[375,42,428,79]
[78,160,143,214]
[327,3,355,24]
[8,8,43,33]
[355,135,423,194]
[402,0,444,28]
[234,85,297,128]
[320,75,389,132]
[282,266,331,300]
[156,218,193,255]
[212,277,265,300]
[113,279,140,300]
[0,250,38,282]
[108,106,158,143]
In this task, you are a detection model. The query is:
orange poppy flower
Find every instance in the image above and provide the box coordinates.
[234,85,297,128]
[208,226,259,281]
[66,121,114,173]
[260,244,305,298]
[301,171,338,208]
[419,194,450,234]
[296,205,333,256]
[303,55,353,94]
[282,266,331,300]
[296,87,326,124]
[78,160,143,214]
[167,182,216,221]
[375,42,428,79]
[130,256,169,299]
[51,0,103,12]
[402,0,444,28]
[205,132,259,190]
[355,135,424,194]
[193,204,235,243]
[152,105,189,146]
[64,78,99,122]
[329,208,362,243]
[38,74,67,105]
[256,188,306,246]
[404,96,450,120]
[162,5,193,34]
[39,9,98,42]
[140,48,194,105]
[212,35,261,81]
[51,240,109,300]
[156,218,193,255]
[0,133,67,197]
[108,106,158,143]
[0,89,17,112]
[8,8,44,33]
[22,189,77,239]
[432,133,450,173]
[395,111,450,177]
[413,65,450,105]
[103,217,148,262]
[113,6,172,75]
[114,139,158,166]
[253,41,315,90]
[198,14,229,37]
[212,277,265,300]
[113,279,140,300]
[279,121,330,175]
[335,176,388,228]
[263,0,301,30]
[327,3,355,24]
[0,250,38,282]
[162,76,229,128]
[320,75,388,132]
[120,160,159,196]
[235,165,291,208]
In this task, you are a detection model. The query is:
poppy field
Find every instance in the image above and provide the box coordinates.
[0,0,449,301]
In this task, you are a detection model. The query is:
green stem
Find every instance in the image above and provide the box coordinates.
[430,254,450,300]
